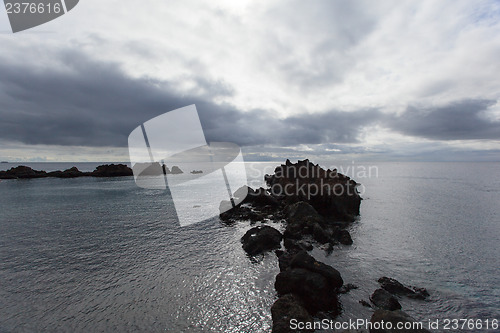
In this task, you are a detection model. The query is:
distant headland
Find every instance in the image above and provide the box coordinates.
[0,164,134,179]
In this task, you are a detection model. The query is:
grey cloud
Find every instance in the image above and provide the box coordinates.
[259,0,379,89]
[388,100,500,140]
[1,51,498,151]
[0,51,381,148]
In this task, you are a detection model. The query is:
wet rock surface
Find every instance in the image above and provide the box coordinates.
[370,309,431,333]
[370,288,402,311]
[241,226,283,255]
[378,277,430,300]
[218,159,432,332]
[271,294,313,333]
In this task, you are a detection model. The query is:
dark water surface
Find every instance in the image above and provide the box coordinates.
[0,162,499,332]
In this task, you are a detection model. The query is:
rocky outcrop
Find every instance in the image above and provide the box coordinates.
[91,164,133,177]
[275,251,343,314]
[271,294,313,333]
[241,226,283,255]
[378,277,429,300]
[370,309,431,333]
[265,159,361,221]
[283,201,353,246]
[0,166,48,179]
[1,164,134,179]
[170,166,183,174]
[219,160,430,332]
[48,167,86,178]
[370,288,402,311]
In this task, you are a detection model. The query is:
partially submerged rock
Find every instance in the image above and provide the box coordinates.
[1,164,134,179]
[0,166,47,179]
[378,277,429,300]
[169,166,183,174]
[241,226,282,255]
[339,283,359,294]
[91,164,133,177]
[48,167,86,178]
[275,251,343,314]
[370,309,431,333]
[265,159,361,221]
[283,201,353,246]
[370,288,402,311]
[271,294,313,333]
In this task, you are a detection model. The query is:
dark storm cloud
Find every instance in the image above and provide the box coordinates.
[0,51,382,148]
[0,51,498,149]
[388,100,500,140]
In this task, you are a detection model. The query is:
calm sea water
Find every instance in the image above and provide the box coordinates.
[0,161,499,332]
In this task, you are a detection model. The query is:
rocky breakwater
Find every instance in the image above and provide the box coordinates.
[221,159,363,332]
[223,159,432,332]
[0,164,133,179]
[265,159,361,221]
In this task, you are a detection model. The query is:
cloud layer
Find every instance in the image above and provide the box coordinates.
[0,0,499,161]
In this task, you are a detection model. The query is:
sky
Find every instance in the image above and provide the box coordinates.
[0,0,499,162]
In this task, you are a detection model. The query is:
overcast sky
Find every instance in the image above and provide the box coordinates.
[1,0,499,162]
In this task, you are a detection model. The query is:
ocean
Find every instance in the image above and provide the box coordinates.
[0,161,499,332]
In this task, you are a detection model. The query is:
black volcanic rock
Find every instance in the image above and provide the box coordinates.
[370,288,402,311]
[0,166,47,179]
[275,251,343,314]
[241,186,280,206]
[289,251,343,290]
[241,226,283,255]
[370,309,431,333]
[275,268,340,314]
[91,164,133,177]
[378,277,429,299]
[283,201,326,240]
[271,294,313,333]
[266,159,361,221]
[48,167,86,178]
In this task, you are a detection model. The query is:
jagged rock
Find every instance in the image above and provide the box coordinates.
[339,229,353,245]
[312,223,331,244]
[265,159,361,220]
[241,226,282,255]
[283,201,326,240]
[48,167,86,178]
[271,294,313,333]
[283,238,313,252]
[91,164,133,177]
[275,251,343,313]
[275,268,341,314]
[131,162,164,176]
[220,205,265,223]
[289,251,343,289]
[244,187,280,206]
[339,283,359,294]
[275,250,296,272]
[370,309,431,333]
[0,166,47,179]
[284,201,324,225]
[359,300,372,308]
[170,166,183,174]
[378,277,429,300]
[370,288,402,311]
